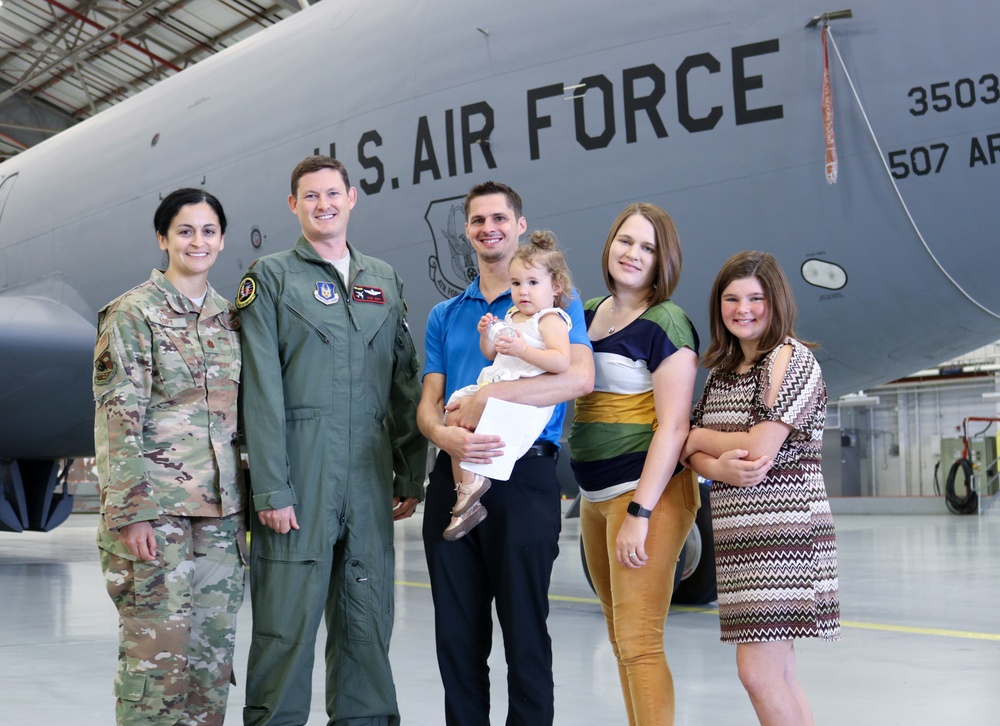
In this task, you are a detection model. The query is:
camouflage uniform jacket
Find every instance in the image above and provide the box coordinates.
[93,269,245,537]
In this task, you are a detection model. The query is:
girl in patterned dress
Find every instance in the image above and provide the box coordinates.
[682,251,840,726]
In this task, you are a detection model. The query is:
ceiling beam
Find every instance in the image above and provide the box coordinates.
[0,0,168,107]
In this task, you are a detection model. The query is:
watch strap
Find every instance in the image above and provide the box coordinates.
[627,501,652,518]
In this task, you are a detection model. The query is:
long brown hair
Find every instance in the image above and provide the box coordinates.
[600,203,681,305]
[701,251,814,373]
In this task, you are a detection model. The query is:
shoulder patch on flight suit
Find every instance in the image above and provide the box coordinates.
[236,275,258,309]
[352,285,385,304]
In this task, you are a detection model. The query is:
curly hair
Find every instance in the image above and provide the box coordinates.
[512,230,574,309]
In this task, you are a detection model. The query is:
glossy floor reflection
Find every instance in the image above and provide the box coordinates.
[2,507,998,725]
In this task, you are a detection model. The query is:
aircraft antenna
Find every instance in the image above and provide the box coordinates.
[825,27,1000,321]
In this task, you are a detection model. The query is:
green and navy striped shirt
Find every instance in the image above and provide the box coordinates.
[569,296,698,501]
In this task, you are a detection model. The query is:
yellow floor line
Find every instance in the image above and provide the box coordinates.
[839,620,1000,641]
[396,581,1000,641]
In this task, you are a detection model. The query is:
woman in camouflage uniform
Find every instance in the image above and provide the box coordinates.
[93,189,246,726]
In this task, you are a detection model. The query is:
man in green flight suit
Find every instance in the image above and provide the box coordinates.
[237,155,426,725]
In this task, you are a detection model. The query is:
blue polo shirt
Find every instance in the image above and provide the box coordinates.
[423,277,592,445]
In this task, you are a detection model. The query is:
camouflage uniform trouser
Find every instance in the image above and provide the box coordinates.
[100,513,246,726]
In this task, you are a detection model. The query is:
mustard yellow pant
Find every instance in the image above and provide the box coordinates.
[580,470,699,726]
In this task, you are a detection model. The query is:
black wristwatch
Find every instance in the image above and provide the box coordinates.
[627,501,652,518]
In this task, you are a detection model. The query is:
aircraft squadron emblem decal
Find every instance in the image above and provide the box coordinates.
[424,196,478,299]
[315,281,339,305]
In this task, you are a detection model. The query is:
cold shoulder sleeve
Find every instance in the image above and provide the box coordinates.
[757,339,826,437]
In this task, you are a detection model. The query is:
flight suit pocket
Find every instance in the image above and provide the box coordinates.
[249,553,320,642]
[361,304,392,348]
[362,308,393,414]
[344,558,373,644]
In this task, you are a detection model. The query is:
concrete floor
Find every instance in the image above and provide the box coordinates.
[2,507,998,725]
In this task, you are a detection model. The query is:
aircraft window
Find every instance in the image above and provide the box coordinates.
[801,258,847,290]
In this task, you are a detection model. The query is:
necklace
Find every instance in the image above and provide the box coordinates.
[608,299,616,334]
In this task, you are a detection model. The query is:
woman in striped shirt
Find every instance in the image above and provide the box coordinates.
[569,203,700,726]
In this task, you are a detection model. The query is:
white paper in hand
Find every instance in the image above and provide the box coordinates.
[461,397,553,481]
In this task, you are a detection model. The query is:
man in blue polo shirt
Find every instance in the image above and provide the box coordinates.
[417,181,595,725]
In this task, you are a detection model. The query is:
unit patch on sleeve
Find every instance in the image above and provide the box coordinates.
[352,285,385,304]
[94,349,116,386]
[94,334,119,387]
[236,275,258,309]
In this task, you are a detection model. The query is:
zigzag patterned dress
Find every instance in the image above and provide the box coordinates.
[692,337,840,643]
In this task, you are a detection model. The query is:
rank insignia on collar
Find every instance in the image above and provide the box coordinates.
[352,285,385,304]
[315,281,339,305]
[236,275,257,309]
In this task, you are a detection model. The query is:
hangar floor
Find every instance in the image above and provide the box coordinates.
[2,507,998,725]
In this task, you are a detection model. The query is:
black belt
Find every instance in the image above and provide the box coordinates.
[522,441,558,459]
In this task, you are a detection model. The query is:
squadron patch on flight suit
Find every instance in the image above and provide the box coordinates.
[352,285,385,304]
[314,281,339,305]
[236,275,257,309]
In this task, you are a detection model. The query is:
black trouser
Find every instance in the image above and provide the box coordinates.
[422,450,562,726]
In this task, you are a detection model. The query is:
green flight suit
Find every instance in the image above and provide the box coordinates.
[237,237,425,726]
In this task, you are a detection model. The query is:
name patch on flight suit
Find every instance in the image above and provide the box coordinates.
[314,281,339,305]
[236,275,257,309]
[352,285,385,304]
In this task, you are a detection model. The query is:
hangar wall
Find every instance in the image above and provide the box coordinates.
[825,343,1000,500]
